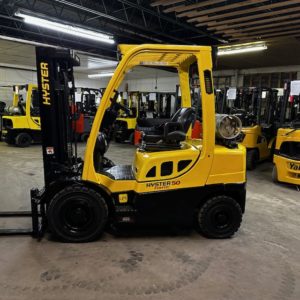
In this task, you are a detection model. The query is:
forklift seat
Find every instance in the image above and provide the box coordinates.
[140,107,195,151]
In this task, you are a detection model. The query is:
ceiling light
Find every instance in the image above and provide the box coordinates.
[88,72,114,78]
[15,11,114,44]
[217,42,267,56]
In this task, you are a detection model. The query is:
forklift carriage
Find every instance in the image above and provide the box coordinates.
[0,45,246,242]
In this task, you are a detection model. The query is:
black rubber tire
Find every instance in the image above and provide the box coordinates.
[80,133,89,143]
[246,149,259,170]
[15,132,32,147]
[197,196,242,239]
[272,165,278,183]
[47,185,108,243]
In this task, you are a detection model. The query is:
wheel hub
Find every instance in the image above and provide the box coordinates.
[63,200,93,231]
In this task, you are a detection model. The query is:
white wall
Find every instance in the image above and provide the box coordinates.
[2,63,300,106]
[0,67,112,105]
[74,73,111,89]
[125,76,178,93]
[0,67,36,104]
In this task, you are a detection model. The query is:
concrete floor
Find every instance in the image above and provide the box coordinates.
[0,141,299,300]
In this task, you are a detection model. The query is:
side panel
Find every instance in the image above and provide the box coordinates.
[274,155,300,185]
[274,128,300,185]
[2,116,29,129]
[207,144,246,184]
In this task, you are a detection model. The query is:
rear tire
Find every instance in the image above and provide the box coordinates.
[272,165,278,183]
[197,196,242,238]
[47,185,108,243]
[15,132,32,147]
[247,149,259,170]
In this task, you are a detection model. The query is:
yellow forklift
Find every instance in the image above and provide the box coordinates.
[0,100,6,140]
[272,81,300,185]
[1,84,41,147]
[0,45,247,242]
[231,87,278,170]
[113,92,140,143]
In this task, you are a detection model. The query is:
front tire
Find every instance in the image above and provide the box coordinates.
[272,165,278,183]
[15,132,32,147]
[197,196,242,238]
[47,185,108,243]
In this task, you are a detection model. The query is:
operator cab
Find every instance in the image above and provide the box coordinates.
[93,51,202,181]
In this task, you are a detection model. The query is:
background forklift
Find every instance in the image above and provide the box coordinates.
[113,91,140,143]
[229,87,278,170]
[272,80,300,185]
[73,88,100,142]
[0,99,6,140]
[1,84,41,147]
[0,45,246,242]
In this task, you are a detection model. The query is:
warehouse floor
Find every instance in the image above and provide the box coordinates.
[0,141,299,300]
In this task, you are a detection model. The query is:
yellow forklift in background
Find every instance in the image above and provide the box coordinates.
[232,87,278,170]
[273,81,300,185]
[1,84,40,147]
[0,45,246,241]
[113,92,139,143]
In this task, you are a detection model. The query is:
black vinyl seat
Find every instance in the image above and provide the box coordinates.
[140,107,195,152]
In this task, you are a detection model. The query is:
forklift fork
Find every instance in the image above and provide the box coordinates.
[0,189,46,239]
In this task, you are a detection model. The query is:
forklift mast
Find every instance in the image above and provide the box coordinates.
[35,47,80,187]
[280,81,300,127]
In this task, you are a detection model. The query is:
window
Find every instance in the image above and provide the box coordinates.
[280,142,300,160]
[31,89,40,116]
[243,72,297,88]
[161,161,173,176]
[177,160,192,172]
[146,166,156,178]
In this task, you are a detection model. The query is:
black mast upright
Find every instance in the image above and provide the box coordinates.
[35,47,80,187]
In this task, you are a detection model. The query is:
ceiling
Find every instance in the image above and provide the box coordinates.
[152,0,300,43]
[0,1,300,70]
[0,0,221,60]
[215,37,300,70]
[0,39,117,73]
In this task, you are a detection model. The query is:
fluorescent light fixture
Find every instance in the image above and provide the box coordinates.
[88,72,114,78]
[217,42,267,56]
[15,11,114,44]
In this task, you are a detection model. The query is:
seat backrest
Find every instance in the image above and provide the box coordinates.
[171,107,195,132]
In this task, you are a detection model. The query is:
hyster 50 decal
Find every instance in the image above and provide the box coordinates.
[146,180,180,190]
[40,62,51,105]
